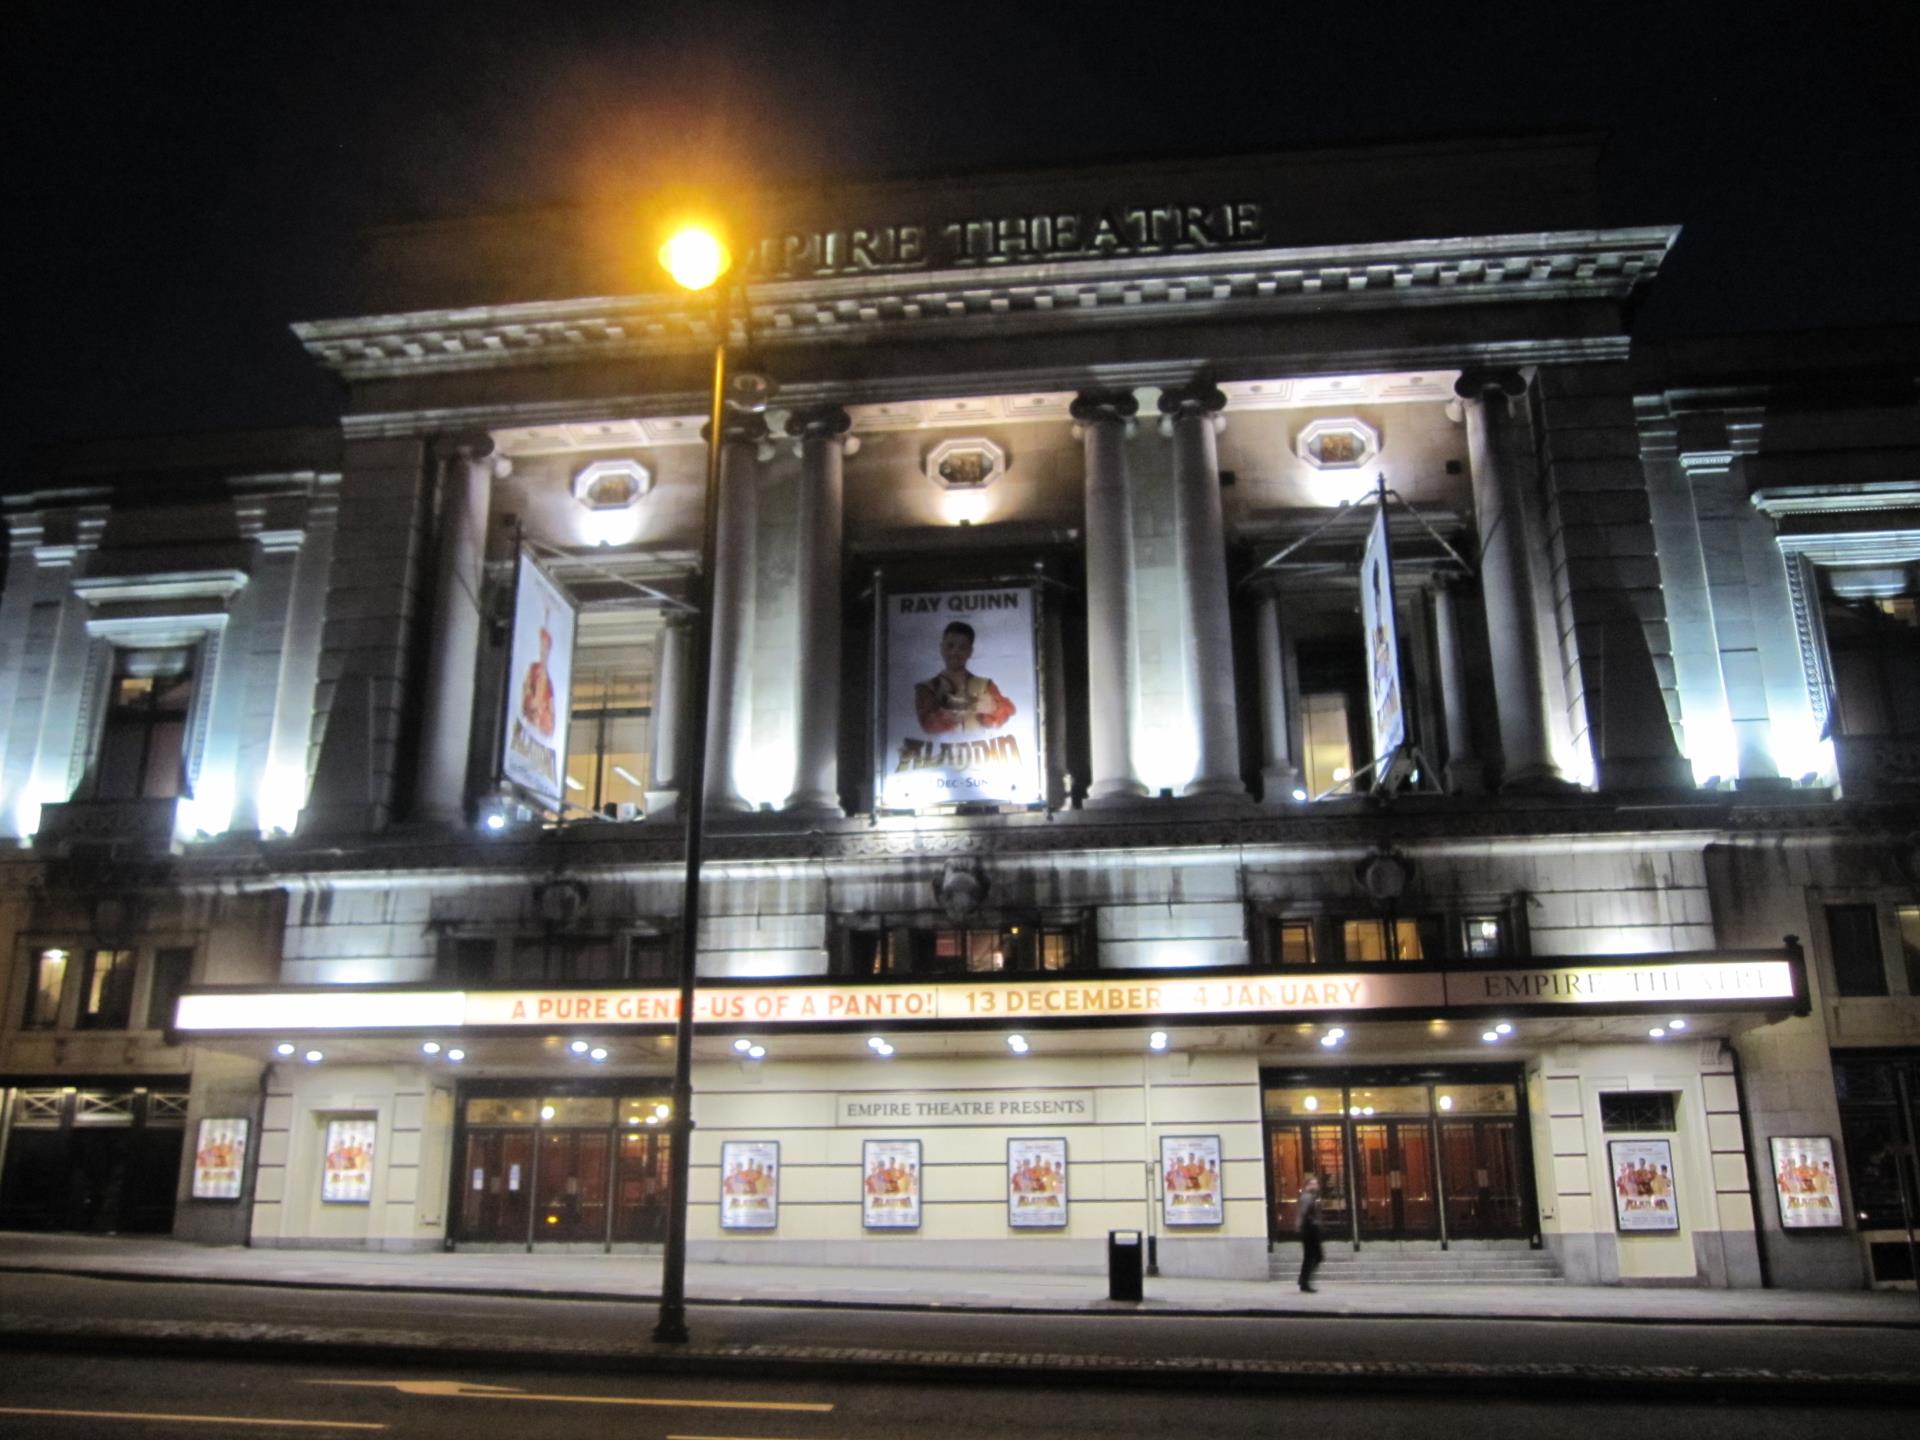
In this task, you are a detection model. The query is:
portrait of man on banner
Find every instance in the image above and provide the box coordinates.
[1359,503,1406,767]
[501,552,577,810]
[881,587,1043,810]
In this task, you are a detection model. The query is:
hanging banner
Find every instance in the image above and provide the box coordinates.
[501,551,577,810]
[1359,502,1406,766]
[879,585,1043,810]
[1770,1136,1844,1230]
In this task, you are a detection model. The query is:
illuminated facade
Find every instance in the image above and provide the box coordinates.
[2,139,1917,1289]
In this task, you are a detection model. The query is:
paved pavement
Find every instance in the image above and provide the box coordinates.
[2,1231,1914,1326]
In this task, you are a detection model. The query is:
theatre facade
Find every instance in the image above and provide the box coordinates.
[2,138,1917,1290]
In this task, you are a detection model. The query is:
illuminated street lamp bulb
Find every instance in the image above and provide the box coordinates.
[1148,1031,1169,1051]
[303,1049,323,1063]
[734,1038,753,1053]
[590,1047,609,1061]
[421,1041,441,1055]
[1494,1023,1512,1035]
[659,225,731,291]
[748,1044,766,1059]
[446,1049,465,1062]
[570,1040,590,1055]
[1668,1018,1687,1030]
[275,1043,295,1057]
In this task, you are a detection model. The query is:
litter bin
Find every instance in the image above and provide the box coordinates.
[1107,1228,1144,1301]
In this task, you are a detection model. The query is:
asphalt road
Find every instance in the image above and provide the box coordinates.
[1,1349,1917,1440]
[2,1271,1915,1381]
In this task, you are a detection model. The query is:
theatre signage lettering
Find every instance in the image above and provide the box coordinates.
[746,201,1265,279]
[834,1089,1094,1127]
[175,957,1798,1034]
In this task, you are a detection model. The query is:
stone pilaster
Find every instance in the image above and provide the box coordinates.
[1158,379,1245,799]
[1251,591,1303,802]
[1071,390,1147,805]
[783,404,854,817]
[644,613,692,819]
[1457,370,1566,790]
[703,412,769,814]
[414,436,497,824]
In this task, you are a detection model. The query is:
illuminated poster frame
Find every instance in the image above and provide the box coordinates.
[1769,1135,1845,1230]
[321,1117,377,1205]
[191,1117,248,1201]
[1007,1136,1068,1229]
[874,578,1045,812]
[1608,1138,1680,1232]
[1161,1133,1224,1227]
[500,550,578,811]
[862,1138,922,1229]
[719,1140,780,1231]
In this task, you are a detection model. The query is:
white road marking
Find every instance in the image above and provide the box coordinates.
[308,1379,832,1411]
[0,1405,385,1431]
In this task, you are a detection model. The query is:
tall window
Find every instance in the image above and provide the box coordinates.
[562,610,656,817]
[1827,904,1889,997]
[24,948,69,1028]
[145,947,194,1031]
[847,921,1083,976]
[94,647,194,800]
[1338,916,1441,963]
[1296,640,1368,798]
[78,948,136,1029]
[1822,580,1920,736]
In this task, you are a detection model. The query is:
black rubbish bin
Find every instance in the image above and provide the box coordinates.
[1107,1228,1144,1301]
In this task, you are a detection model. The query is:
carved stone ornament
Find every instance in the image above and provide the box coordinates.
[1358,850,1413,902]
[932,857,990,921]
[1296,417,1380,471]
[571,459,652,512]
[925,437,1006,491]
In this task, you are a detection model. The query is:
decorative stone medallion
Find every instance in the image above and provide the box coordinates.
[925,437,1006,491]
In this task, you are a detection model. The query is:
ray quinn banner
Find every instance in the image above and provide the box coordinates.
[174,957,1798,1034]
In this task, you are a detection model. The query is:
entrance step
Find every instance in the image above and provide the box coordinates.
[1272,1243,1564,1285]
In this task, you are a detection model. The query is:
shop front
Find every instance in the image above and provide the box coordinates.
[1262,1066,1536,1247]
[0,1079,190,1233]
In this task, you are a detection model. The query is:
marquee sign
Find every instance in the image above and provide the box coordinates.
[175,957,1797,1035]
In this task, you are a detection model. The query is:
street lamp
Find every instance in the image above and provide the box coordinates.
[652,218,733,1345]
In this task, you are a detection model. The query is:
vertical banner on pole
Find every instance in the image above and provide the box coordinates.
[1359,497,1407,785]
[502,551,577,810]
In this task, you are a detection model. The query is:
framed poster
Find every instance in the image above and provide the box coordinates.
[877,584,1044,811]
[1770,1136,1845,1230]
[1608,1138,1680,1232]
[501,550,577,810]
[862,1138,922,1230]
[321,1117,377,1204]
[1161,1134,1224,1227]
[191,1117,248,1200]
[1007,1137,1068,1228]
[719,1141,780,1230]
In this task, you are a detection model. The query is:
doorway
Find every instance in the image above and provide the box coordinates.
[0,1085,187,1234]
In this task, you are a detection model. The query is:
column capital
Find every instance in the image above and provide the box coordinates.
[703,411,771,447]
[1069,390,1140,424]
[1453,369,1528,402]
[784,403,852,440]
[1156,379,1227,419]
[433,430,497,463]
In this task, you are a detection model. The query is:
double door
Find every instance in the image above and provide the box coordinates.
[1353,1120,1438,1238]
[459,1124,671,1247]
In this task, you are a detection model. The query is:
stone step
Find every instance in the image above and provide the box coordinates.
[1271,1245,1563,1285]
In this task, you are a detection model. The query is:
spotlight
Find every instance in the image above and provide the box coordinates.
[1148,1031,1169,1051]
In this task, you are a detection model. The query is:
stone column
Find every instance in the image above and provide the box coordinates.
[1158,380,1245,798]
[1070,390,1147,805]
[783,404,855,817]
[644,613,691,819]
[703,413,768,814]
[414,436,498,824]
[1430,575,1483,793]
[1457,371,1564,789]
[1252,591,1303,802]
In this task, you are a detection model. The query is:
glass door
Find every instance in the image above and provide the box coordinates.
[1353,1120,1440,1239]
[535,1129,611,1243]
[1265,1121,1350,1241]
[611,1130,671,1242]
[1439,1119,1525,1237]
[459,1128,534,1243]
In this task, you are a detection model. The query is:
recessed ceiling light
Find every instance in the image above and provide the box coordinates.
[446,1049,465,1062]
[570,1040,590,1054]
[748,1044,766,1059]
[1481,1031,1499,1043]
[590,1047,608,1061]
[275,1043,295,1057]
[1148,1031,1169,1051]
[1668,1018,1687,1030]
[1494,1023,1512,1035]
[303,1049,323,1063]
[421,1041,441,1055]
[734,1038,753,1053]
[1648,1027,1666,1039]
[1327,1027,1346,1040]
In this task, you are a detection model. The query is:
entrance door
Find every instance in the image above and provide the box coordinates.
[1439,1119,1526,1238]
[535,1130,611,1243]
[1353,1120,1440,1239]
[610,1131,671,1243]
[459,1128,534,1243]
[1265,1122,1350,1241]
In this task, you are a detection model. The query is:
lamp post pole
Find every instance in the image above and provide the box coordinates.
[653,282,730,1346]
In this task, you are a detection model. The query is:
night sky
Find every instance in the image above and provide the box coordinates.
[11,1,1917,458]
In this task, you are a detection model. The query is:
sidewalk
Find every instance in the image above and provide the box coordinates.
[3,1231,1915,1326]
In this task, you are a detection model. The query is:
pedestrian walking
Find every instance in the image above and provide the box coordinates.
[1297,1173,1325,1292]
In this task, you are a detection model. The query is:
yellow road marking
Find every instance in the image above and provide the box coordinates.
[309,1379,832,1412]
[0,1405,385,1431]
